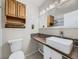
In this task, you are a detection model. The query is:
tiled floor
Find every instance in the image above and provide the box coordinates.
[26,52,43,59]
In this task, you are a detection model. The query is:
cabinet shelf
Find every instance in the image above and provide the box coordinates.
[5,24,25,28]
[6,21,25,25]
[6,15,26,20]
[5,21,25,28]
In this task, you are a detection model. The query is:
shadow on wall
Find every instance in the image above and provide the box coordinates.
[2,43,11,59]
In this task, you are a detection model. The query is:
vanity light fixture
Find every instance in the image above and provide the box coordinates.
[58,0,69,5]
[60,0,68,3]
[40,9,46,15]
[40,11,43,15]
[40,0,69,15]
[54,1,59,5]
[45,4,56,14]
[46,7,50,11]
[42,10,46,14]
[57,0,69,8]
[49,4,55,9]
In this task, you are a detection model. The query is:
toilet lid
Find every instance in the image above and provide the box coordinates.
[9,51,25,59]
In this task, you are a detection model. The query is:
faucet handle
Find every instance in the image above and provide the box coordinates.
[59,31,64,37]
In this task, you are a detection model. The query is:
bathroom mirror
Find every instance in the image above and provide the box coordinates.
[38,0,78,28]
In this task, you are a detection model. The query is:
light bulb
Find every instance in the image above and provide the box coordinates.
[60,0,68,3]
[49,4,55,9]
[42,10,46,14]
[46,7,50,11]
[40,12,43,15]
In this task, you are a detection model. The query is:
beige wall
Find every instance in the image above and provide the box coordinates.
[39,27,78,39]
[1,0,39,59]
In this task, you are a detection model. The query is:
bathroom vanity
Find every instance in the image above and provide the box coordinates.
[31,33,78,59]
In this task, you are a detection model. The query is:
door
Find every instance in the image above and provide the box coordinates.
[17,2,26,19]
[5,0,16,16]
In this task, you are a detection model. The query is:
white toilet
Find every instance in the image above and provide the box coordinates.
[8,39,25,59]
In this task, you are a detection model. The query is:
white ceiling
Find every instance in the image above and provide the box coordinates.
[30,0,46,7]
[23,0,46,7]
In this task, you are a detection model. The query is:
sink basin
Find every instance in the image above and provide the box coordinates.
[46,37,73,54]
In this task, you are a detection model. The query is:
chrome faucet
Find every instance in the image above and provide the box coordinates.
[59,31,64,38]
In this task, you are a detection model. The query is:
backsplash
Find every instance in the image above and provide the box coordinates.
[39,28,78,39]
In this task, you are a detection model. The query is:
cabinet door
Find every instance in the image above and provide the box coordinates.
[44,45,51,59]
[44,45,62,59]
[50,49,62,59]
[5,0,16,16]
[17,2,26,18]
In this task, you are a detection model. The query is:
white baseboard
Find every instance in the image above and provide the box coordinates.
[25,50,38,57]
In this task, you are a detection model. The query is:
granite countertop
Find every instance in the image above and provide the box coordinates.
[31,33,78,59]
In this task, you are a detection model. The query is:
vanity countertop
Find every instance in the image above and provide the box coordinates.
[31,33,78,59]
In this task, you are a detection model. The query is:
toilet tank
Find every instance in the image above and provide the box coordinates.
[8,39,23,52]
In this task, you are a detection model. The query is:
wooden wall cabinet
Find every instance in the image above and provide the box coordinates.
[5,0,26,28]
[47,15,54,27]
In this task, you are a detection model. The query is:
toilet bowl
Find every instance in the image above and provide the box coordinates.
[9,51,25,59]
[8,39,25,59]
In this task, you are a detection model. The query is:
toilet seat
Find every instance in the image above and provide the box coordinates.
[9,51,25,59]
